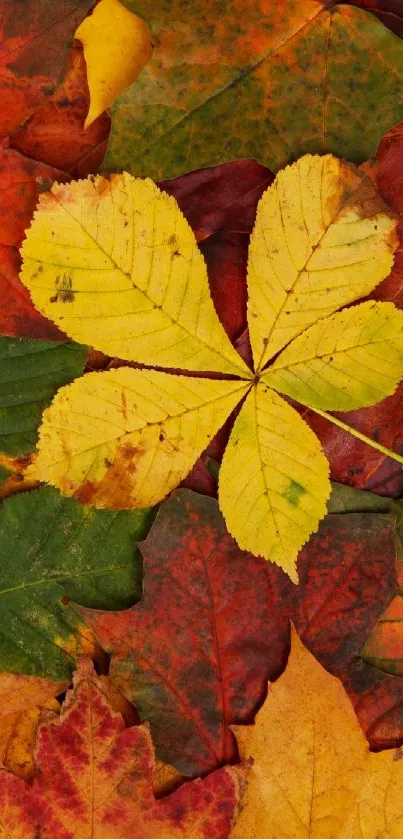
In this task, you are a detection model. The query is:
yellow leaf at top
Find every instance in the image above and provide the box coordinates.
[20,174,250,377]
[28,367,249,508]
[231,626,403,839]
[263,301,403,411]
[75,0,153,128]
[247,154,398,372]
[218,384,330,582]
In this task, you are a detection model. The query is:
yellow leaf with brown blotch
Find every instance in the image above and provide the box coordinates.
[231,626,403,838]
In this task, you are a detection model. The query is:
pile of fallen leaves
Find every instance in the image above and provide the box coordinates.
[0,0,402,835]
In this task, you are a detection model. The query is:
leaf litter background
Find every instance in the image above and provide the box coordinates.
[0,0,402,835]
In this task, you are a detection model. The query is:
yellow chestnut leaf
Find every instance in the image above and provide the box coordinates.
[20,174,249,377]
[75,0,153,128]
[219,384,330,583]
[232,626,403,838]
[247,154,398,372]
[21,155,403,581]
[28,367,249,508]
[262,301,403,411]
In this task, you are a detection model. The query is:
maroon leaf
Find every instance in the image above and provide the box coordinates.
[77,489,288,777]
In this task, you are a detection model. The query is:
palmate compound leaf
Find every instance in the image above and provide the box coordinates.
[0,659,246,839]
[247,154,398,371]
[231,626,403,839]
[19,173,250,377]
[21,155,403,580]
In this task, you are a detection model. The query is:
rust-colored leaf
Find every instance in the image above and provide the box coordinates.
[0,0,94,140]
[0,145,67,339]
[0,658,246,838]
[77,489,287,776]
[11,42,111,179]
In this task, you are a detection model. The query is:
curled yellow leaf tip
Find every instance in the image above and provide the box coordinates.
[75,0,153,128]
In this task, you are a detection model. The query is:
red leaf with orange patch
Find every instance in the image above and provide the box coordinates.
[0,0,94,140]
[11,41,111,179]
[0,657,246,838]
[77,489,287,777]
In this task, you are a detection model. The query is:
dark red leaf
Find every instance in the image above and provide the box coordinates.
[346,1,403,37]
[266,510,403,749]
[77,489,288,777]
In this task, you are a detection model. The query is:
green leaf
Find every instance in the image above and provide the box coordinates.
[104,2,403,179]
[0,486,153,679]
[0,338,87,456]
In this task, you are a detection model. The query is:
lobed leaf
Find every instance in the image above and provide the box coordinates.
[232,627,403,838]
[77,489,285,776]
[263,301,403,411]
[0,486,151,679]
[20,173,250,376]
[219,384,330,582]
[247,154,398,371]
[0,659,246,838]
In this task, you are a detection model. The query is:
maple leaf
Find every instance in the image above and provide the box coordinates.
[20,153,403,580]
[0,673,65,780]
[76,0,153,129]
[80,488,403,763]
[0,485,152,679]
[231,625,403,838]
[76,488,286,776]
[102,0,403,179]
[0,658,246,838]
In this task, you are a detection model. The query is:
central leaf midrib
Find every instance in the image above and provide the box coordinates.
[265,334,399,373]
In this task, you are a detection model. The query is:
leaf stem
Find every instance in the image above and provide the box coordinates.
[308,405,403,466]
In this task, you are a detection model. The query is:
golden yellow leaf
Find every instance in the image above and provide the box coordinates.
[231,625,403,839]
[247,154,398,372]
[219,384,330,582]
[262,301,403,411]
[20,174,250,377]
[28,367,249,508]
[75,0,153,128]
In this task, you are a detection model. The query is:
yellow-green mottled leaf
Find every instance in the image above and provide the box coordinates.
[247,155,398,372]
[262,301,403,411]
[105,3,403,179]
[20,174,250,377]
[29,368,249,508]
[218,384,330,582]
